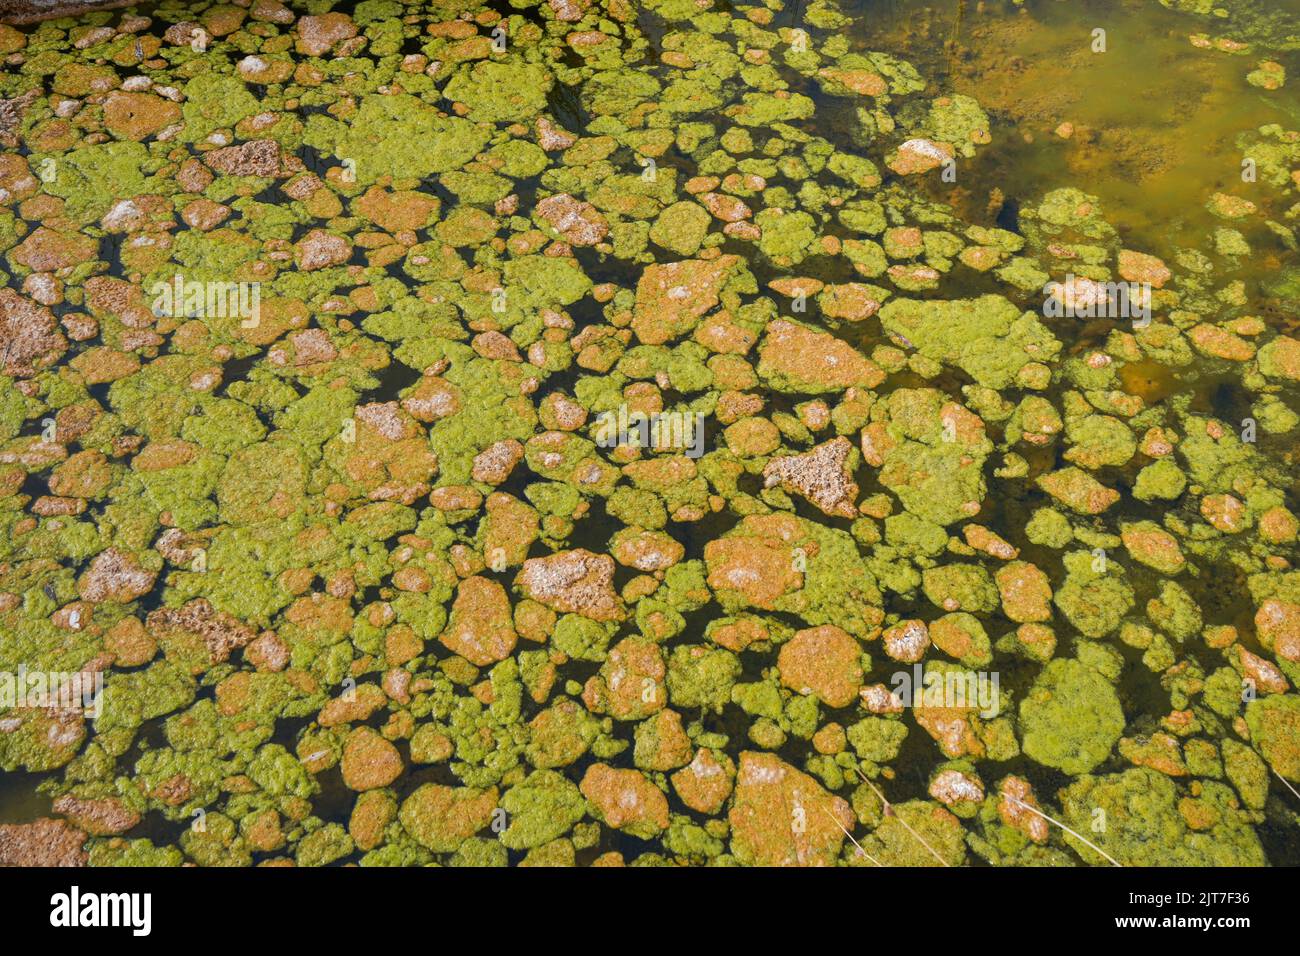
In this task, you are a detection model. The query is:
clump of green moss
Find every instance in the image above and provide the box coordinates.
[1020,659,1125,774]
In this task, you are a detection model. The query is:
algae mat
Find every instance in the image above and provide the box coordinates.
[0,0,1299,868]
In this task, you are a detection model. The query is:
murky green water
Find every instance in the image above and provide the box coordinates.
[845,1,1291,276]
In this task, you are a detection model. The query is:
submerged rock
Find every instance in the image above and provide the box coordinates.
[728,752,854,866]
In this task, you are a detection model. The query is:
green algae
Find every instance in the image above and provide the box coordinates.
[879,295,1060,390]
[1020,658,1125,775]
[1060,768,1265,866]
[305,93,491,185]
[445,60,553,124]
[0,0,1297,871]
[37,140,152,225]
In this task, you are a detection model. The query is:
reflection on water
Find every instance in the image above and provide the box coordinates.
[0,770,53,825]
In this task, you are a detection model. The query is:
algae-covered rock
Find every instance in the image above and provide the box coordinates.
[1020,659,1124,774]
[631,256,747,346]
[1060,769,1265,866]
[757,319,885,393]
[1245,694,1300,782]
[580,764,668,838]
[878,295,1060,390]
[498,769,586,850]
[649,201,712,257]
[858,799,968,867]
[444,60,553,124]
[399,784,498,853]
[777,625,864,708]
[728,752,855,866]
[307,94,490,184]
[704,513,883,639]
[1051,551,1133,638]
[1120,521,1185,576]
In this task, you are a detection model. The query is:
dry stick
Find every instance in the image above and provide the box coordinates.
[854,768,950,867]
[1271,765,1300,803]
[1007,796,1123,868]
[823,808,884,867]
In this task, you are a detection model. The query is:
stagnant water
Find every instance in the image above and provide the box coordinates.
[863,0,1300,267]
[1,0,1299,867]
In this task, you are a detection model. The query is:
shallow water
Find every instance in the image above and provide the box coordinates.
[2,0,1300,866]
[858,0,1300,275]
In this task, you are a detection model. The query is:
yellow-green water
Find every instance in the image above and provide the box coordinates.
[858,0,1300,272]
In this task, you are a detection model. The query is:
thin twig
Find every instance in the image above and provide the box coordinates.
[824,808,883,867]
[1271,765,1300,803]
[855,768,949,866]
[951,0,966,44]
[1007,796,1123,868]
